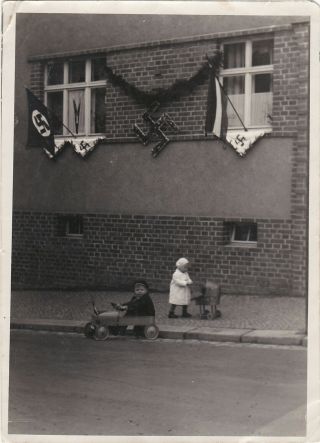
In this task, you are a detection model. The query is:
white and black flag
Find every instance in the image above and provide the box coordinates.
[205,72,228,140]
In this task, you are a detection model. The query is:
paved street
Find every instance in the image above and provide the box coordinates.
[8,330,306,437]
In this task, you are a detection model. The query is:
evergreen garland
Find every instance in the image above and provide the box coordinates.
[105,51,223,106]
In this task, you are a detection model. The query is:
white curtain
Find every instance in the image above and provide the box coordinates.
[68,89,85,134]
[225,43,245,69]
[251,92,272,126]
[224,76,245,127]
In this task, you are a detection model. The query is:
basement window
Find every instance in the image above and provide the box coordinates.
[225,221,257,247]
[57,215,84,237]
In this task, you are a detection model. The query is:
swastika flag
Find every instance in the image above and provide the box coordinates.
[26,88,55,155]
[226,130,267,157]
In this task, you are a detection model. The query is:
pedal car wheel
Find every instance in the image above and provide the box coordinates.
[84,322,95,338]
[144,325,159,340]
[93,325,109,341]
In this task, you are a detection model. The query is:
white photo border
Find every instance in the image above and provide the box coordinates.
[1,2,319,442]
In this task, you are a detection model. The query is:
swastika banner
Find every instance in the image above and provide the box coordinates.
[26,88,55,155]
[226,130,268,157]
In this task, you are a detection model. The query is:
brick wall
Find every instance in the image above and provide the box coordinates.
[22,22,309,297]
[106,24,309,139]
[290,23,309,297]
[12,211,293,295]
[271,22,309,297]
[272,28,299,137]
[30,62,45,102]
[29,23,309,139]
[105,40,218,138]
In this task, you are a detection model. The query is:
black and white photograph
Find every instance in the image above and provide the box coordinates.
[1,1,319,441]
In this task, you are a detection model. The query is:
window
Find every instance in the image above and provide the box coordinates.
[57,215,84,237]
[221,38,273,129]
[45,57,106,136]
[225,222,258,246]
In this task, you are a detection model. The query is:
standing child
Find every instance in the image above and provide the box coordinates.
[168,257,193,318]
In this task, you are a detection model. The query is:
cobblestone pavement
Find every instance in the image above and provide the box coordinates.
[9,290,306,331]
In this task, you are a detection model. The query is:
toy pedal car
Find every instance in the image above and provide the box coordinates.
[84,310,159,341]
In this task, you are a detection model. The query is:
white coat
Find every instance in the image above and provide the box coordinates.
[169,269,193,305]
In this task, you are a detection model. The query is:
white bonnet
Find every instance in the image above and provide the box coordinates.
[176,257,189,267]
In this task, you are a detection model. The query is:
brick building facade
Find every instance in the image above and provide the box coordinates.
[11,17,309,296]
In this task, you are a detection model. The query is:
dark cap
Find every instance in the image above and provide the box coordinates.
[133,279,149,290]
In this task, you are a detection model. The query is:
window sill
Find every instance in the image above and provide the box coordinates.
[225,242,258,249]
[54,134,106,141]
[226,127,272,134]
[63,234,84,239]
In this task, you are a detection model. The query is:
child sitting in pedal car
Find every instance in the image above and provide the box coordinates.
[108,279,155,336]
[112,279,155,316]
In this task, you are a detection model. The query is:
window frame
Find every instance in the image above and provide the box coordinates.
[220,37,274,130]
[44,57,107,137]
[65,215,83,237]
[57,214,84,238]
[225,221,258,248]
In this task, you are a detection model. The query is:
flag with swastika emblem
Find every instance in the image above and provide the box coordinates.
[26,88,55,155]
[226,130,268,157]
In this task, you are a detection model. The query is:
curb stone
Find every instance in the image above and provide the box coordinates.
[11,319,85,333]
[241,329,305,346]
[10,319,307,346]
[158,325,196,340]
[184,327,253,342]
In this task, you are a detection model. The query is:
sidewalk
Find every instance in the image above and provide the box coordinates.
[10,290,307,346]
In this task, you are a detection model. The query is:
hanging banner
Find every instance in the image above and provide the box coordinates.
[205,74,228,139]
[44,138,107,159]
[26,88,55,155]
[226,130,268,157]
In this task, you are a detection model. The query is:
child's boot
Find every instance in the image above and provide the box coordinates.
[168,304,178,318]
[182,305,192,318]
